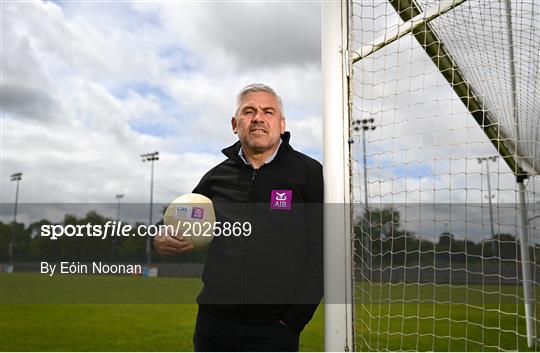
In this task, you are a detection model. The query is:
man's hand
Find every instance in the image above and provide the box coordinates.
[153,225,194,255]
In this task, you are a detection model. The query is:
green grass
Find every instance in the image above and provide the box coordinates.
[0,274,323,351]
[355,303,539,351]
[355,282,540,351]
[0,273,203,303]
[0,304,324,351]
[1,274,538,351]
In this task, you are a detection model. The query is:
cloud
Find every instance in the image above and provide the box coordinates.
[3,0,536,246]
[1,84,56,120]
[135,2,321,71]
[1,19,57,121]
[1,0,324,211]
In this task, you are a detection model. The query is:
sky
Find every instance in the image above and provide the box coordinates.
[1,0,538,241]
[1,0,323,206]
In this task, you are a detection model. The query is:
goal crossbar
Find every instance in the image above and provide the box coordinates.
[351,0,466,63]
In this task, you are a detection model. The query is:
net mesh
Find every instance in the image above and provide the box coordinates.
[349,0,539,351]
[413,0,540,173]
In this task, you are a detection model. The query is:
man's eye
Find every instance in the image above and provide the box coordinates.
[265,110,274,115]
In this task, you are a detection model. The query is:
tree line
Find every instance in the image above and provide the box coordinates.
[0,210,207,264]
[354,207,540,266]
[1,207,538,264]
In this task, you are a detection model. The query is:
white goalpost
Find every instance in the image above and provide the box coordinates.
[322,1,355,350]
[323,0,539,351]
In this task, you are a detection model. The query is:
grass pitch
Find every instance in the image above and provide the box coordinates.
[0,273,323,351]
[354,282,540,351]
[1,273,538,351]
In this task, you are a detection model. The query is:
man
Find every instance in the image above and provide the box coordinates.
[154,83,323,351]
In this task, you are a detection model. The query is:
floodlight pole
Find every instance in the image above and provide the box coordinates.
[116,194,124,222]
[111,194,124,262]
[9,172,22,264]
[516,176,536,348]
[322,0,354,351]
[141,152,159,265]
[354,119,377,209]
[478,156,498,258]
[354,119,376,283]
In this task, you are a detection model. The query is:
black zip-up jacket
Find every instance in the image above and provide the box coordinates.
[192,132,323,333]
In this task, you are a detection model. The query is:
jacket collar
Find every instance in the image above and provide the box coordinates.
[222,131,292,165]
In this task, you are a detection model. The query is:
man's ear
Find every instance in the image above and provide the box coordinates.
[231,116,238,134]
[280,117,286,134]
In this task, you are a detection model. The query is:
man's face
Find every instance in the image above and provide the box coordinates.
[232,91,286,154]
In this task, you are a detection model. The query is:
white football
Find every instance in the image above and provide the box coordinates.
[163,193,215,250]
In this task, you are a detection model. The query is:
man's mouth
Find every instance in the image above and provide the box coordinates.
[250,127,267,133]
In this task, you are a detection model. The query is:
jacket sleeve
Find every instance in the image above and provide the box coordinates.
[281,161,324,333]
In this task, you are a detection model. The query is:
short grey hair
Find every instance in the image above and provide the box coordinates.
[233,83,284,118]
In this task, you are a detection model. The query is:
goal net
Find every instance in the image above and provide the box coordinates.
[347,0,539,351]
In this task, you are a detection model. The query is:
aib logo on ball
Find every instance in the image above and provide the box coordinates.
[270,190,292,210]
[191,207,205,219]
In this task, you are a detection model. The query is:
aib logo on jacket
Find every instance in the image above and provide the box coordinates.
[270,190,292,210]
[191,207,205,219]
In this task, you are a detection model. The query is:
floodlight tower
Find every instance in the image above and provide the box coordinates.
[478,156,498,258]
[115,194,124,221]
[9,172,22,264]
[111,194,124,262]
[353,118,376,210]
[353,118,377,299]
[141,152,159,265]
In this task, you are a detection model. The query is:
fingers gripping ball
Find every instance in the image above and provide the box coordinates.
[164,193,215,250]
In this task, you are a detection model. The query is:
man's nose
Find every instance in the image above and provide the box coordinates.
[252,110,264,122]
